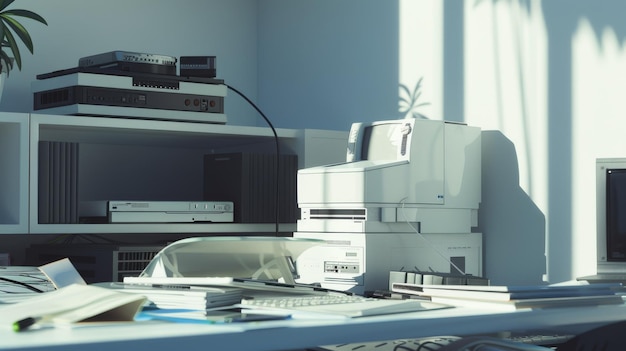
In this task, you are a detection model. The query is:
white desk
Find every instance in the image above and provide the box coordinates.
[1,303,626,351]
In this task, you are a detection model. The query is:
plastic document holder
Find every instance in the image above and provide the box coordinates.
[139,236,325,285]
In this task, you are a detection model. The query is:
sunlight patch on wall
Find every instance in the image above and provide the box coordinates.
[464,0,548,209]
[571,18,626,276]
[398,0,442,120]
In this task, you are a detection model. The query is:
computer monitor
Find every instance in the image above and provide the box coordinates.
[597,158,626,271]
[346,119,417,162]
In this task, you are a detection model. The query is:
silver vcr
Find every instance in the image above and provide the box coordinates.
[107,201,234,223]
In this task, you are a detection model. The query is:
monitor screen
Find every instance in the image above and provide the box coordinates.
[360,122,409,161]
[606,169,626,261]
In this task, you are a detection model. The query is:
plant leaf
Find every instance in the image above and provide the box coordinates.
[412,77,423,98]
[2,9,47,25]
[399,77,429,118]
[414,90,422,101]
[3,26,21,69]
[398,102,410,113]
[0,0,16,12]
[0,48,12,75]
[0,3,47,72]
[1,15,34,52]
[398,95,411,105]
[6,18,34,54]
[399,84,412,100]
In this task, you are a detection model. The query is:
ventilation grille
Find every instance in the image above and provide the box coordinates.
[36,88,73,108]
[114,248,162,281]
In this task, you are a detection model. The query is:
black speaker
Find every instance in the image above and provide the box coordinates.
[203,152,298,223]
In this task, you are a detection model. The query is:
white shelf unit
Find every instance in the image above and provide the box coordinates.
[12,112,347,235]
[0,113,29,234]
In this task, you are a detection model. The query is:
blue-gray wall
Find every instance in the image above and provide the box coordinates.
[2,0,259,125]
[4,0,626,285]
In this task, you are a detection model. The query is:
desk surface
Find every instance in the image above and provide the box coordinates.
[1,302,626,351]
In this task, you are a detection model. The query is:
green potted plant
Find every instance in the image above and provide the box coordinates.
[0,0,47,75]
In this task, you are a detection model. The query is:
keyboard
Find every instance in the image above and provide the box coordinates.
[316,335,461,351]
[503,332,574,346]
[240,293,450,318]
[316,331,574,351]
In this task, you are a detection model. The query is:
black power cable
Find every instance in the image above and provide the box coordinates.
[0,277,46,293]
[225,84,280,235]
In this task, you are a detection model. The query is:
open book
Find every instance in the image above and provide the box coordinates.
[0,284,147,331]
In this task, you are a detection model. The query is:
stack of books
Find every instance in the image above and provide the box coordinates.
[391,282,625,310]
[388,270,489,290]
[99,282,243,311]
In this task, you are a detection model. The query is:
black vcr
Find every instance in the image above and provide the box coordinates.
[34,85,224,113]
[32,67,228,123]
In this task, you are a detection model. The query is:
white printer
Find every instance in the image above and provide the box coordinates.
[294,118,483,294]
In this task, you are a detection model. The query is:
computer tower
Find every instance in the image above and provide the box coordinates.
[25,244,163,283]
[203,152,298,223]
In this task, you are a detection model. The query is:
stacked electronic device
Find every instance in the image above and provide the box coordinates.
[107,201,234,224]
[32,51,227,124]
[34,51,236,225]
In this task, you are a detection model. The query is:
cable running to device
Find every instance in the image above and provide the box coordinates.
[225,84,281,235]
[0,277,46,293]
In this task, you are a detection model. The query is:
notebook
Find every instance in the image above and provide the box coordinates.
[124,276,343,295]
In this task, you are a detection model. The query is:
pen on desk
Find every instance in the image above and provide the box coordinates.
[13,316,41,332]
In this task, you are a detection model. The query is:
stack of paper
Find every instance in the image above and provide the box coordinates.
[392,282,625,310]
[99,282,243,311]
[0,266,55,304]
[0,284,146,331]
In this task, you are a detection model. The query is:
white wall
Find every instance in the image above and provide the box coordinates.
[463,0,626,284]
[464,0,550,285]
[257,0,626,285]
[1,0,260,126]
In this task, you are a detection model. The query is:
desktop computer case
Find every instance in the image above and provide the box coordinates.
[203,152,298,223]
[294,231,483,295]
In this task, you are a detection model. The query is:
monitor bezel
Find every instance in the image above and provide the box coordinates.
[597,158,626,266]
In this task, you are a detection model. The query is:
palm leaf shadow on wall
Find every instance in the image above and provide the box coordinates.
[399,77,430,119]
